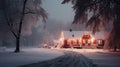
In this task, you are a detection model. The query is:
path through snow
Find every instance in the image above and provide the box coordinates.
[21,51,94,67]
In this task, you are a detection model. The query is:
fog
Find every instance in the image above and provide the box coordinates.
[0,0,112,47]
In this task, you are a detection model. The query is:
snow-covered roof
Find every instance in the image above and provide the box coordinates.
[63,31,106,39]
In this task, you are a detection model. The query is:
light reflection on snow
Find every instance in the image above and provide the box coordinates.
[52,48,105,53]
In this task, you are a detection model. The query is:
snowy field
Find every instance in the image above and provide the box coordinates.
[0,48,94,67]
[56,48,120,67]
[0,48,120,67]
[21,51,94,67]
[0,48,64,67]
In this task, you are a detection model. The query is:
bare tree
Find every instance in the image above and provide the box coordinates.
[62,0,120,51]
[1,0,47,52]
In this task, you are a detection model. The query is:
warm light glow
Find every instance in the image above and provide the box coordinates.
[59,31,65,44]
[79,38,82,42]
[61,31,64,39]
[91,37,95,43]
[84,32,89,35]
[59,37,64,42]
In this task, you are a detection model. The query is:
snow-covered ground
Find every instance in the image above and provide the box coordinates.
[57,48,120,67]
[21,50,94,67]
[0,48,120,67]
[0,48,94,67]
[0,48,64,67]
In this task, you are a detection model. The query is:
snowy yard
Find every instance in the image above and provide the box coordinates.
[0,48,94,67]
[0,48,64,67]
[0,48,120,67]
[21,51,94,67]
[56,48,120,67]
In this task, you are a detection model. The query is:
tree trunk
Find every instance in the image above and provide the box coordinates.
[14,0,27,53]
[15,37,20,53]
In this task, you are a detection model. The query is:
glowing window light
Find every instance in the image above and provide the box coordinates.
[91,37,95,43]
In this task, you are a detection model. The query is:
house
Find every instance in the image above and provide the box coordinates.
[54,31,106,48]
[63,31,106,39]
